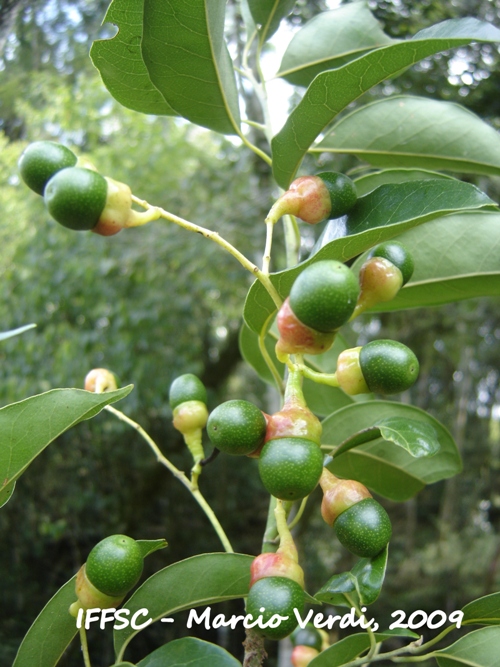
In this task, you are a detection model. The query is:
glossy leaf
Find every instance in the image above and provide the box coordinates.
[354,211,500,311]
[316,96,500,177]
[243,180,495,334]
[278,3,395,87]
[322,402,461,501]
[315,546,388,607]
[114,553,252,660]
[435,627,500,667]
[308,634,371,667]
[462,592,500,626]
[90,0,177,116]
[141,0,241,135]
[0,323,36,342]
[333,417,440,459]
[272,18,500,188]
[138,637,241,667]
[0,480,15,508]
[248,0,296,41]
[238,322,353,416]
[353,168,454,196]
[12,576,77,667]
[136,539,168,559]
[0,386,133,495]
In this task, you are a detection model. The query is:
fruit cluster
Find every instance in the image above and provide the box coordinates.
[77,173,420,644]
[18,140,151,235]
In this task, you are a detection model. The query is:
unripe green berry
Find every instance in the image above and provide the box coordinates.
[18,141,77,195]
[359,339,419,394]
[289,260,359,333]
[368,241,414,285]
[44,166,107,231]
[169,374,207,410]
[207,399,267,456]
[259,437,323,501]
[246,576,305,640]
[85,534,144,597]
[316,171,358,219]
[334,497,392,558]
[291,623,323,651]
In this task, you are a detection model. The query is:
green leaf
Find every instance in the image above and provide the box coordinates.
[90,0,178,116]
[353,211,500,311]
[141,0,241,135]
[315,546,388,607]
[238,322,353,417]
[0,479,15,508]
[0,323,36,342]
[462,592,500,626]
[308,634,371,667]
[278,2,395,87]
[243,179,495,334]
[353,168,455,196]
[12,576,77,667]
[136,539,168,559]
[114,553,252,660]
[332,417,440,459]
[322,402,461,501]
[137,637,242,667]
[435,627,500,667]
[316,96,500,177]
[0,386,133,494]
[248,0,296,41]
[271,18,500,188]
[309,628,420,667]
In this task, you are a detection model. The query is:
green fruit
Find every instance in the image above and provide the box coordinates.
[291,623,323,651]
[44,166,107,230]
[359,339,419,394]
[317,171,358,218]
[85,534,144,597]
[334,497,392,558]
[368,241,414,285]
[246,576,305,640]
[289,260,359,333]
[207,399,266,455]
[18,141,77,195]
[259,437,323,501]
[169,373,207,410]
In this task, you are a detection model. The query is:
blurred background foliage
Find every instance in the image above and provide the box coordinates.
[0,0,499,665]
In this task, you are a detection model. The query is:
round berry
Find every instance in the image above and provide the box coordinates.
[359,339,419,394]
[289,260,359,333]
[207,399,267,456]
[18,141,77,195]
[259,437,323,501]
[291,623,323,651]
[334,498,392,558]
[44,166,107,230]
[317,171,358,218]
[85,534,144,597]
[368,241,414,285]
[169,374,207,410]
[246,576,305,640]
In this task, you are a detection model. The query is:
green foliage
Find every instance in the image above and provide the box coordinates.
[136,637,242,667]
[113,553,253,660]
